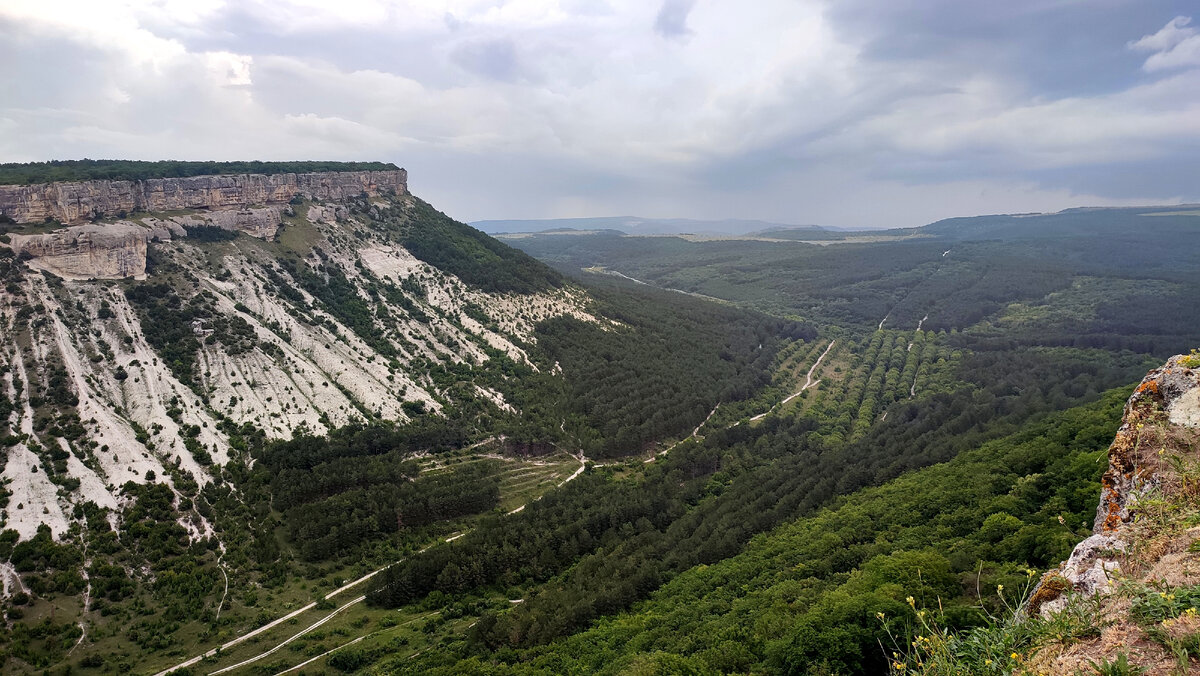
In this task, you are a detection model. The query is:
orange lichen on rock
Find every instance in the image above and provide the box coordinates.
[1027,355,1200,674]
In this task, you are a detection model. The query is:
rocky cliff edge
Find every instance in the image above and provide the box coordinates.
[0,170,406,279]
[0,169,406,225]
[1029,354,1200,673]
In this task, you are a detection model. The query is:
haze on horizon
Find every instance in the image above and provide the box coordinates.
[2,0,1199,229]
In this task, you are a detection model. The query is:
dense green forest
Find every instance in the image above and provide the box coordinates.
[503,208,1200,346]
[526,278,814,457]
[352,209,1197,674]
[0,159,399,184]
[380,198,564,295]
[395,387,1127,674]
[363,349,1145,646]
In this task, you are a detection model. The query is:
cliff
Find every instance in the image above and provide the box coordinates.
[0,169,406,224]
[0,169,406,278]
[1029,354,1200,673]
[9,223,152,279]
[0,187,593,545]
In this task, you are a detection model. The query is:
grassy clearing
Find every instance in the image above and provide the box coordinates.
[276,204,323,256]
[414,448,581,513]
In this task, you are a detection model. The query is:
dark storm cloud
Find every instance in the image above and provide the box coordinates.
[653,0,696,38]
[828,1,1200,95]
[450,38,524,82]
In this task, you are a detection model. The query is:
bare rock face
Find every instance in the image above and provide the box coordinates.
[1092,356,1199,534]
[1030,354,1200,616]
[1031,534,1125,616]
[0,169,406,224]
[5,207,285,279]
[9,223,150,279]
[173,206,284,239]
[0,169,407,278]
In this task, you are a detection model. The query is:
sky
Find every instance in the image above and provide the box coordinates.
[2,1,1199,228]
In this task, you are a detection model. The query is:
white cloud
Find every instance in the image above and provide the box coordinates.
[205,51,253,86]
[0,1,1197,225]
[1,0,187,68]
[828,69,1200,170]
[1129,16,1194,53]
[1129,15,1200,72]
[1143,35,1200,72]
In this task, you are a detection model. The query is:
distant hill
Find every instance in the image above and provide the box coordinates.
[473,216,828,236]
[919,205,1200,240]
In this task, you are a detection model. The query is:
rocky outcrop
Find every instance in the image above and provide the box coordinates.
[1031,354,1200,616]
[0,169,408,278]
[9,223,151,279]
[0,169,406,224]
[1092,357,1200,535]
[5,206,287,279]
[171,206,285,239]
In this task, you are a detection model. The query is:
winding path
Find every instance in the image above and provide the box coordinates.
[907,315,928,351]
[151,568,388,676]
[269,612,439,676]
[646,403,720,463]
[154,446,594,676]
[558,452,588,486]
[207,596,366,676]
[582,267,727,304]
[214,556,229,622]
[749,340,835,422]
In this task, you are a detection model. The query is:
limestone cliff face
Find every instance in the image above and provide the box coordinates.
[6,206,296,279]
[9,224,151,279]
[1031,355,1200,616]
[171,206,286,240]
[0,169,406,224]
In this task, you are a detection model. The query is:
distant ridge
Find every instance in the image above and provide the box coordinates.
[473,216,828,236]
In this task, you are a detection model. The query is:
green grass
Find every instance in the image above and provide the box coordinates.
[275,203,323,255]
[1080,652,1147,675]
[0,221,69,235]
[878,578,1107,675]
[413,448,581,513]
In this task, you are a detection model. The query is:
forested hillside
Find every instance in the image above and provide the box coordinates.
[0,173,807,673]
[503,207,1200,347]
[399,388,1128,674]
